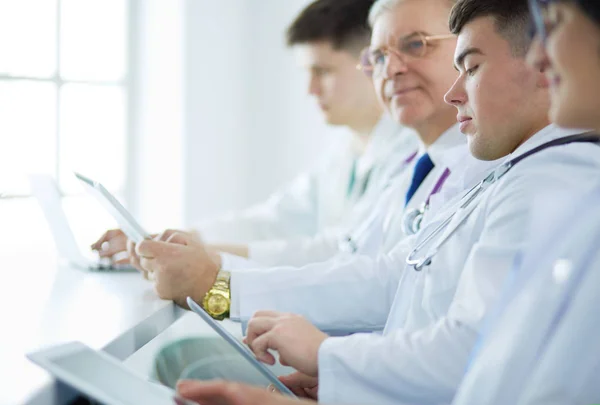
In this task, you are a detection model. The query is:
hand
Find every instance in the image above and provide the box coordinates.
[127,229,202,278]
[245,311,328,377]
[135,232,221,308]
[154,228,203,244]
[279,372,319,399]
[126,238,145,275]
[91,229,129,263]
[176,380,314,405]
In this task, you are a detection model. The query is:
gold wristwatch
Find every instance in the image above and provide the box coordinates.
[202,270,231,320]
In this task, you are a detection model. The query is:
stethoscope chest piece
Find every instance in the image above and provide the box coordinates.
[402,205,426,236]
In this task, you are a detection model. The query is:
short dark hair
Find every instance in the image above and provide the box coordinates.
[449,0,532,56]
[286,0,375,54]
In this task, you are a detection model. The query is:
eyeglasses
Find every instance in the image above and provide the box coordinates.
[357,32,455,77]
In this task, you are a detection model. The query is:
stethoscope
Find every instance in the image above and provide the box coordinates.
[405,132,600,272]
[401,168,451,236]
[338,150,419,254]
[405,169,500,271]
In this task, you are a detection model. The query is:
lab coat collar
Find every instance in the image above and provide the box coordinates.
[439,145,501,193]
[503,124,588,164]
[427,141,501,215]
[445,124,585,191]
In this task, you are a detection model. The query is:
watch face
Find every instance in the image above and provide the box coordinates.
[208,294,229,315]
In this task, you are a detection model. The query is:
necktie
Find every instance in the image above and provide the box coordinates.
[405,153,434,206]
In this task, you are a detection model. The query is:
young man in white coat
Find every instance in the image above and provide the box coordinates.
[167,0,600,403]
[451,0,600,404]
[91,0,417,267]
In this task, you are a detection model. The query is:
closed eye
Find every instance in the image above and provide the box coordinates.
[466,65,479,76]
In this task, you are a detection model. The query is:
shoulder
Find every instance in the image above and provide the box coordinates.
[492,142,600,200]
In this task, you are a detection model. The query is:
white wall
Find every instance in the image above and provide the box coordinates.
[133,0,348,231]
[182,0,348,225]
[131,0,185,230]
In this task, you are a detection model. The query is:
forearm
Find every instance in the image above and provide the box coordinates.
[231,250,407,334]
[247,230,341,267]
[210,243,249,259]
[318,318,478,405]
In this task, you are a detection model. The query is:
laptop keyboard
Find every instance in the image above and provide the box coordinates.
[90,258,136,272]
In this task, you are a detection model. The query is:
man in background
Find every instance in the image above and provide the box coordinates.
[92,0,415,267]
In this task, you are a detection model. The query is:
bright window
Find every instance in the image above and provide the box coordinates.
[0,0,130,255]
[0,0,129,196]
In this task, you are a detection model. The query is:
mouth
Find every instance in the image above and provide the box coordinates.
[393,87,419,97]
[383,81,420,100]
[457,115,473,133]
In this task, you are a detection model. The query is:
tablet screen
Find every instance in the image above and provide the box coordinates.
[28,342,195,405]
[186,297,296,397]
[74,172,151,244]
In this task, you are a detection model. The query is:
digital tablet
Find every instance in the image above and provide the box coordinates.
[186,297,296,397]
[27,341,197,405]
[74,172,151,244]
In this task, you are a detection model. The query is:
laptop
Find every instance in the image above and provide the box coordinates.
[29,174,136,272]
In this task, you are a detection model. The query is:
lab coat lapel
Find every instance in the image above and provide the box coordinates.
[421,184,488,260]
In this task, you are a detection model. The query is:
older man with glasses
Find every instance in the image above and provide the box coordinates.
[171,0,600,403]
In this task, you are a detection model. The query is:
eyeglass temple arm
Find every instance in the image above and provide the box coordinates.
[424,34,455,41]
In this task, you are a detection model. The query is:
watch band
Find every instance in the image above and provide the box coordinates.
[202,270,231,320]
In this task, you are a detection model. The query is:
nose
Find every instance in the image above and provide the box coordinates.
[526,37,550,73]
[444,74,467,107]
[308,74,321,97]
[382,50,409,80]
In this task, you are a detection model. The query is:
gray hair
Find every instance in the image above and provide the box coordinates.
[368,0,404,28]
[368,0,457,28]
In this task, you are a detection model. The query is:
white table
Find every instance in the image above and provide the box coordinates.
[0,252,186,405]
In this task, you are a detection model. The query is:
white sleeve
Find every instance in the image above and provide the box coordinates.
[318,321,476,405]
[230,237,414,334]
[194,172,321,244]
[246,228,342,267]
[245,172,399,267]
[219,253,264,271]
[317,161,565,405]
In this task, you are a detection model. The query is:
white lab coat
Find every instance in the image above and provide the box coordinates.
[195,115,416,244]
[313,126,600,405]
[452,179,600,405]
[244,125,464,267]
[230,126,497,333]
